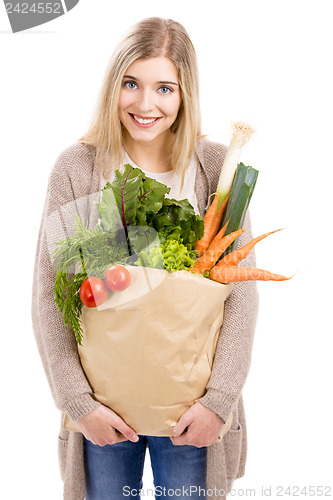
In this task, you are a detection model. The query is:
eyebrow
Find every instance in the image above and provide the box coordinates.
[123,75,178,86]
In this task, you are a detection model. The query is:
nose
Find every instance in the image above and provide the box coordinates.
[138,88,155,114]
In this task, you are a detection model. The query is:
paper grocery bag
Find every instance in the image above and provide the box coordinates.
[63,266,233,437]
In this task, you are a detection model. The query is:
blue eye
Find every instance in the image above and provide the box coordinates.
[159,86,173,94]
[124,81,138,90]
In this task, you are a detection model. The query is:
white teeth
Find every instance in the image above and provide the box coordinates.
[133,114,157,124]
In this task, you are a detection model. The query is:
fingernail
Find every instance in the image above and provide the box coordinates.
[133,434,139,442]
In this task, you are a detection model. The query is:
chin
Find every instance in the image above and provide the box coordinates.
[126,127,165,144]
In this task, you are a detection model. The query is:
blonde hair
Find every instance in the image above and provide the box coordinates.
[79,17,201,187]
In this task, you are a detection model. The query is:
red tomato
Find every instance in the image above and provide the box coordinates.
[105,265,131,292]
[80,277,109,308]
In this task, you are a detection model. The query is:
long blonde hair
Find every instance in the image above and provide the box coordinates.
[80,17,202,187]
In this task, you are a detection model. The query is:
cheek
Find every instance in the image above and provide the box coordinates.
[118,90,132,115]
[164,95,181,119]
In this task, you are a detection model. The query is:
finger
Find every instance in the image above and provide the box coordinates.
[173,413,193,437]
[83,433,106,447]
[170,432,190,446]
[101,407,138,440]
[113,433,128,444]
[93,437,108,447]
[105,426,122,444]
[113,420,139,443]
[170,433,206,448]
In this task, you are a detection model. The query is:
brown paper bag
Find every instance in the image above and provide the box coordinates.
[63,265,233,438]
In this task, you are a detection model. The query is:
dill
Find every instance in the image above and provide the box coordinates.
[53,215,129,345]
[54,272,87,345]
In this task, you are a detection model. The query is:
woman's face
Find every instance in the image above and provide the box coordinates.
[118,56,181,147]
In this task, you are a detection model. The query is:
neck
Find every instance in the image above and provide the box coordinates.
[123,132,174,173]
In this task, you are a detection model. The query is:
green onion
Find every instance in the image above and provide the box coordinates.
[220,162,259,256]
[216,121,255,210]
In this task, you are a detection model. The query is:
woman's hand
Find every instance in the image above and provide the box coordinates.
[170,402,224,448]
[77,405,139,446]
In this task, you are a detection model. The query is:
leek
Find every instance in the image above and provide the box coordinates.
[216,121,254,209]
[220,162,259,256]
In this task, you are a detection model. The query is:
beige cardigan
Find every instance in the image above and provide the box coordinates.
[31,138,259,500]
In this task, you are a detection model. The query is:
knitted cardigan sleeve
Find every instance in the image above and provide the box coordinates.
[197,139,259,423]
[31,145,101,422]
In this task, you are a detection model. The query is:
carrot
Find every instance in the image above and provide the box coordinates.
[210,265,291,283]
[190,225,244,274]
[195,194,230,257]
[217,228,284,267]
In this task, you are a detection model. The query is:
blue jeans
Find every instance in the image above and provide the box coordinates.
[84,436,207,499]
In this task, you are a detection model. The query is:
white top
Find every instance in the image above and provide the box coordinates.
[102,150,200,215]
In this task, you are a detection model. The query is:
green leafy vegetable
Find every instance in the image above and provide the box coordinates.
[135,225,197,272]
[97,164,170,233]
[53,164,204,344]
[97,164,203,255]
[53,215,129,278]
[161,239,196,271]
[54,271,87,345]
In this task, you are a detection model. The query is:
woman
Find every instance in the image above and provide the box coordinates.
[32,17,258,500]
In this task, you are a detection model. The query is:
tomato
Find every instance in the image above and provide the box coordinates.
[80,277,109,308]
[105,265,131,292]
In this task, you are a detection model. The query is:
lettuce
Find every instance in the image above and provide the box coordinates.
[135,239,196,272]
[134,224,197,272]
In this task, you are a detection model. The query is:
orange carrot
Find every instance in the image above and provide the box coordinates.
[210,265,291,283]
[190,225,244,274]
[195,194,230,257]
[217,228,284,267]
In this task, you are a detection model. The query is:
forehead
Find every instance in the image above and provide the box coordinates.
[124,57,179,82]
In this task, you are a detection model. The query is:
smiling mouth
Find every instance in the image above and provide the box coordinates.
[130,113,161,125]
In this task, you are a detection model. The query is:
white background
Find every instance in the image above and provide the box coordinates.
[1,0,333,498]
